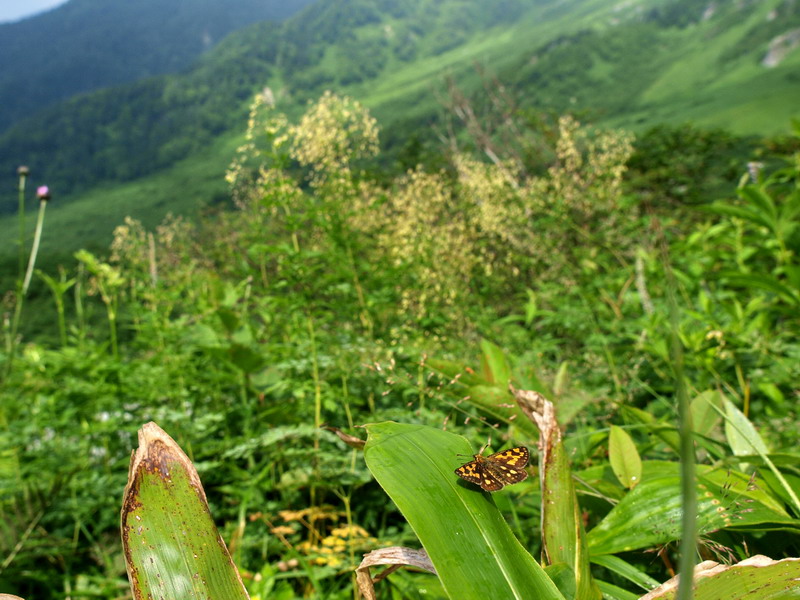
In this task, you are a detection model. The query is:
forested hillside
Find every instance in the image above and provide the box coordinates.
[1,0,798,213]
[0,0,315,132]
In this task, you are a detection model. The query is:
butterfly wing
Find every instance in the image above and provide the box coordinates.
[487,446,530,468]
[456,456,510,491]
[456,447,530,492]
[485,446,530,487]
[455,459,486,486]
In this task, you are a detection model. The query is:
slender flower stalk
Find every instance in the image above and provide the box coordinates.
[22,187,51,295]
[5,184,49,380]
[16,166,29,278]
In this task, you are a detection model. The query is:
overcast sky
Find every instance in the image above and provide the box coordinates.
[0,0,69,23]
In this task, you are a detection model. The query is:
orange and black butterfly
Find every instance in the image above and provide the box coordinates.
[455,446,530,492]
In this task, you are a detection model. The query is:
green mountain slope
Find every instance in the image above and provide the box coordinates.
[1,0,799,250]
[0,0,315,133]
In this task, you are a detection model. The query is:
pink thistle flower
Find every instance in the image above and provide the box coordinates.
[36,186,51,200]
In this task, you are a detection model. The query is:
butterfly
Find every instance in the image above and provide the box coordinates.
[454,446,530,492]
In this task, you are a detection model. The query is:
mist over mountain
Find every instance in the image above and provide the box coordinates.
[0,0,316,133]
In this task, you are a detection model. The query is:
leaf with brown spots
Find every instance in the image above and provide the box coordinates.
[121,422,250,599]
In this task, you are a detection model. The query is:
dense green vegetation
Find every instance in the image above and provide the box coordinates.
[1,0,800,597]
[0,0,314,133]
[1,0,797,219]
[2,89,799,598]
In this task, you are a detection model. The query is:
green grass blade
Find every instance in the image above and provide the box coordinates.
[590,555,660,592]
[514,388,601,600]
[121,422,250,599]
[595,580,640,600]
[479,339,511,388]
[363,421,564,600]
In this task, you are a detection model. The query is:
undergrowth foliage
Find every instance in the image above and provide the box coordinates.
[1,93,799,599]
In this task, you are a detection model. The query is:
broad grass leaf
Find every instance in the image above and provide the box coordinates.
[690,390,724,437]
[639,555,800,600]
[608,426,641,489]
[363,422,564,600]
[587,462,799,556]
[590,555,659,593]
[724,398,769,457]
[480,339,511,388]
[121,422,250,600]
[513,387,601,600]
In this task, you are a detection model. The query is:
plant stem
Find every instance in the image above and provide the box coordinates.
[55,292,67,346]
[17,170,27,278]
[663,245,696,600]
[345,243,373,337]
[74,263,86,348]
[107,298,119,361]
[307,315,322,507]
[22,198,48,295]
[4,195,47,380]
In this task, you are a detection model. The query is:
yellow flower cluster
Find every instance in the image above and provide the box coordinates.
[289,90,379,180]
[260,507,378,569]
[220,91,636,335]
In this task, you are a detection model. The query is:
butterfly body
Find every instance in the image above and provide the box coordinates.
[454,446,530,492]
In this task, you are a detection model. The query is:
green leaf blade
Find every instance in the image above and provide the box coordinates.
[724,398,770,457]
[364,422,564,600]
[121,422,250,600]
[608,426,642,490]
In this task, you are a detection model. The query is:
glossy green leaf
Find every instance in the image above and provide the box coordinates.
[642,556,800,600]
[587,462,799,556]
[690,390,724,437]
[608,426,642,489]
[724,398,769,457]
[364,422,564,600]
[480,339,511,388]
[121,422,250,600]
[590,555,659,592]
